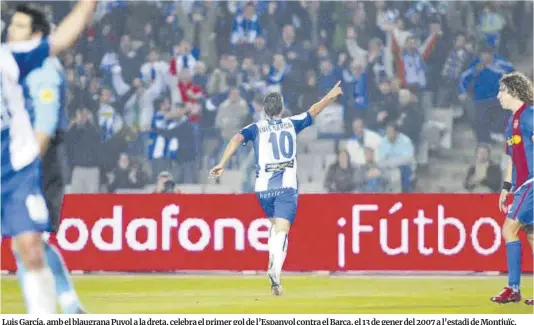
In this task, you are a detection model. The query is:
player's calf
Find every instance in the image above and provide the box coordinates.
[266,218,291,295]
[269,218,290,276]
[43,240,87,313]
[500,218,523,292]
[13,232,46,270]
[13,232,56,313]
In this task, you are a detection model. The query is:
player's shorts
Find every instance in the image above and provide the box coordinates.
[256,188,298,224]
[41,135,67,233]
[506,182,533,225]
[1,160,51,237]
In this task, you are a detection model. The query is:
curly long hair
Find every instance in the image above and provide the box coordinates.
[500,72,534,105]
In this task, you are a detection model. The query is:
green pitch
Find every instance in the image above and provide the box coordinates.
[1,275,533,314]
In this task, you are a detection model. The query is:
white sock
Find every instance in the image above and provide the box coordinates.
[269,231,288,284]
[59,291,80,312]
[267,225,275,270]
[23,267,56,314]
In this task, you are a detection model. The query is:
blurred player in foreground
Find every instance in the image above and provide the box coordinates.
[492,72,533,306]
[1,46,55,314]
[210,82,343,295]
[2,1,96,313]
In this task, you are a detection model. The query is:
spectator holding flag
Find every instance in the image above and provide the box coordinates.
[342,60,368,112]
[147,97,175,179]
[230,3,261,51]
[170,40,198,76]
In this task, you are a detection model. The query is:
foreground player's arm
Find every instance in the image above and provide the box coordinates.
[499,155,513,212]
[209,133,244,178]
[29,65,62,156]
[49,0,96,56]
[308,81,343,119]
[218,134,244,167]
[504,154,513,184]
[210,124,257,178]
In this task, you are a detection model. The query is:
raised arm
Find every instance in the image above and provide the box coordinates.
[308,81,343,119]
[49,0,97,56]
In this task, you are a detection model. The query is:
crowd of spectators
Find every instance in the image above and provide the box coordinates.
[2,0,532,193]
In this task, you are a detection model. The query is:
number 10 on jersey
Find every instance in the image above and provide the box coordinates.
[268,131,294,160]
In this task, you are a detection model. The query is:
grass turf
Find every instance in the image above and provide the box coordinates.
[1,275,533,314]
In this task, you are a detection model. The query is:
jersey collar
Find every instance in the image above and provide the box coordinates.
[513,103,528,117]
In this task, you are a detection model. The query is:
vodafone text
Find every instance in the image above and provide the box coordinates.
[55,205,271,252]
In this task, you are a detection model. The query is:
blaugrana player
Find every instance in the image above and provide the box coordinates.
[210,82,343,295]
[2,1,96,313]
[491,72,533,306]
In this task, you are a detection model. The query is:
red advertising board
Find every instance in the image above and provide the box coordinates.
[1,194,532,272]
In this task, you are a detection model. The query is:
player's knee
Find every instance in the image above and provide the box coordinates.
[274,218,291,233]
[14,233,46,270]
[502,225,519,242]
[501,226,514,241]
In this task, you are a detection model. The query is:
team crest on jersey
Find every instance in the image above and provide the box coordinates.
[513,119,519,128]
[507,135,522,146]
[39,88,54,104]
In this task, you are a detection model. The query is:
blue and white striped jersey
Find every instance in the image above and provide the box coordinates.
[241,112,313,192]
[8,37,51,83]
[147,111,181,160]
[1,46,40,179]
[2,37,57,180]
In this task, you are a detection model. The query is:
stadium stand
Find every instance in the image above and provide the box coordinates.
[2,0,532,194]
